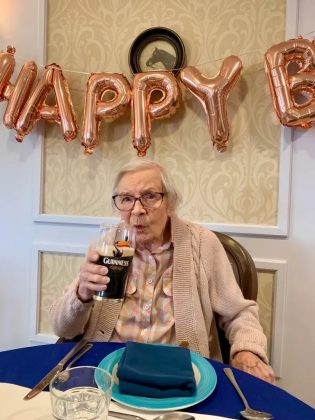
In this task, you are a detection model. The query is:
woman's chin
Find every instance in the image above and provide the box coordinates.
[135,232,153,247]
[136,234,149,244]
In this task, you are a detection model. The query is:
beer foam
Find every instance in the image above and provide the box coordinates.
[97,244,135,257]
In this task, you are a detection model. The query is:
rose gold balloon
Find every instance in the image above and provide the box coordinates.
[132,71,180,156]
[15,63,78,142]
[0,47,37,130]
[265,37,315,128]
[180,56,242,152]
[0,46,15,100]
[53,65,78,141]
[3,61,37,129]
[82,72,131,154]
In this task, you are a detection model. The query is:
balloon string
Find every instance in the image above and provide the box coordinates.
[13,48,262,78]
[8,28,315,76]
[304,29,315,37]
[10,29,315,93]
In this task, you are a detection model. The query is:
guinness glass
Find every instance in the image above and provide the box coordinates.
[94,222,135,301]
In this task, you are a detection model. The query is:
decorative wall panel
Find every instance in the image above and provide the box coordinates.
[257,271,275,360]
[39,253,274,362]
[39,252,83,335]
[43,0,286,225]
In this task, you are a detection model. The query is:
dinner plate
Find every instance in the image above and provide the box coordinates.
[98,347,217,411]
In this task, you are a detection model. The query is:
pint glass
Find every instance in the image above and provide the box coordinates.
[94,222,135,301]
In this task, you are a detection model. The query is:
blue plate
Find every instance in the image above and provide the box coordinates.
[98,347,217,411]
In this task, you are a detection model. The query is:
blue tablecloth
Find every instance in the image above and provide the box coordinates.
[0,342,314,419]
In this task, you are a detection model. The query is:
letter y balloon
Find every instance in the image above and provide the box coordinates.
[94,222,135,301]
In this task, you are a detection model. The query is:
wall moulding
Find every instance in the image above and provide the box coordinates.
[29,242,86,344]
[29,242,288,383]
[254,258,288,381]
[31,0,296,238]
[33,124,293,237]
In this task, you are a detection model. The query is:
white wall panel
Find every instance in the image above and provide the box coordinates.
[0,0,45,350]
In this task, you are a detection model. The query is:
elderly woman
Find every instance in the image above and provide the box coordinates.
[50,159,275,384]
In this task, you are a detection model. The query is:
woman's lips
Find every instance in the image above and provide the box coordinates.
[134,224,146,230]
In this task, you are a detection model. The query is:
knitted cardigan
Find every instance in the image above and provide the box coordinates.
[49,216,268,363]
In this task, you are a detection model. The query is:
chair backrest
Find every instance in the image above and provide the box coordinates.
[213,231,258,363]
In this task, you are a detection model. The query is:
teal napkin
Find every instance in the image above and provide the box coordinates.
[117,342,196,398]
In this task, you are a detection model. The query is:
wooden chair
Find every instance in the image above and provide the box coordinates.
[213,231,258,364]
[56,335,83,344]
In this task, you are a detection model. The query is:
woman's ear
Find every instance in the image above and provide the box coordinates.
[166,201,176,217]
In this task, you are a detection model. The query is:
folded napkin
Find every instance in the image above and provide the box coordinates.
[117,342,196,398]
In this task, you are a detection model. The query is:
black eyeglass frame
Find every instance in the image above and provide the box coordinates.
[112,192,165,211]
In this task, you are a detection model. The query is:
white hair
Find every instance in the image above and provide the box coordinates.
[112,159,181,211]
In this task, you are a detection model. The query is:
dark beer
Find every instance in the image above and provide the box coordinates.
[94,245,134,301]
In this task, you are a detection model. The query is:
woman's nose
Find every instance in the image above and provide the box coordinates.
[131,199,146,215]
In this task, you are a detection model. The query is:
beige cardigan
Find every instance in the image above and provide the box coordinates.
[49,216,268,363]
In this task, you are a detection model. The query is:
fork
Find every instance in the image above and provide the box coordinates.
[58,343,93,382]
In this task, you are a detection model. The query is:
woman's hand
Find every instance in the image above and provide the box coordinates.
[77,247,109,302]
[231,351,276,385]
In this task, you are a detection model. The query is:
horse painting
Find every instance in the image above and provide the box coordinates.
[146,47,176,70]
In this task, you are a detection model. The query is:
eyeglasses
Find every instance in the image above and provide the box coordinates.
[112,192,165,211]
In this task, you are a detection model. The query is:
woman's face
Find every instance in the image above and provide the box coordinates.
[116,167,173,250]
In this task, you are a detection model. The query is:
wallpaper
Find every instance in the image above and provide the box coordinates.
[257,271,274,359]
[39,252,83,334]
[39,253,274,361]
[43,0,286,224]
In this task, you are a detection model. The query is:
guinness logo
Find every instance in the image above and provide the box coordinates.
[103,257,129,267]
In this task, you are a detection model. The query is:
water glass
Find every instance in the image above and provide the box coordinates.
[50,366,113,420]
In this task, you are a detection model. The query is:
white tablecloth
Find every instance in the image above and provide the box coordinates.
[0,383,235,419]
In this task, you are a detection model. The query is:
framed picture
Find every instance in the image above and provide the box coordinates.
[129,27,186,76]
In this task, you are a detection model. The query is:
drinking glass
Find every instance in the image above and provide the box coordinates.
[94,221,135,301]
[50,366,113,420]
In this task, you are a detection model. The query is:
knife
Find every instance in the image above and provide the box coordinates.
[23,338,88,400]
